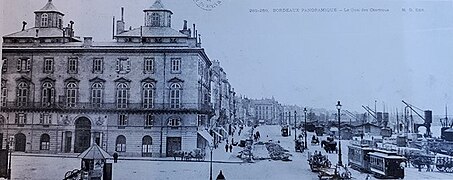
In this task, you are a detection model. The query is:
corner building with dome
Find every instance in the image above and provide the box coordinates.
[0,0,215,157]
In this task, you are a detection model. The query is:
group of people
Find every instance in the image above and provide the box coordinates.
[253,131,261,141]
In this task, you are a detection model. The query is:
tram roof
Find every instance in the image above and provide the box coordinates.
[369,152,406,160]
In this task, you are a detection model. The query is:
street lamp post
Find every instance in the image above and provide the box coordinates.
[209,144,214,180]
[294,111,297,141]
[336,101,342,166]
[304,108,308,149]
[6,136,13,180]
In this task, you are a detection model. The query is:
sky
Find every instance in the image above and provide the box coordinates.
[1,0,453,115]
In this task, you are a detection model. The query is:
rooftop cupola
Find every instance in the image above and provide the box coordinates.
[34,0,64,29]
[143,0,173,27]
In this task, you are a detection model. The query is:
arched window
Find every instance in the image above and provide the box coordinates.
[116,83,128,108]
[91,82,103,107]
[40,134,50,150]
[170,83,181,108]
[151,13,160,27]
[16,82,29,107]
[115,135,126,152]
[66,82,78,107]
[41,82,55,107]
[41,13,48,27]
[142,83,154,108]
[142,136,152,157]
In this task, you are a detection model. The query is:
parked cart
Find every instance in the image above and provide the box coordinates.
[436,157,453,173]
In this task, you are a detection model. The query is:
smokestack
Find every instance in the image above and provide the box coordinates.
[121,7,124,22]
[22,21,27,31]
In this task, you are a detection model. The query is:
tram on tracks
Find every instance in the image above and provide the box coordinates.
[348,143,406,179]
[369,152,406,179]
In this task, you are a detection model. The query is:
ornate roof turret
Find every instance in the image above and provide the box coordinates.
[34,0,64,28]
[34,0,64,15]
[144,0,172,12]
[143,0,173,27]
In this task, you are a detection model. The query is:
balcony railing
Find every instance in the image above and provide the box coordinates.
[1,101,213,112]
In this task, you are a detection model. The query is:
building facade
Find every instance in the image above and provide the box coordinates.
[0,0,214,157]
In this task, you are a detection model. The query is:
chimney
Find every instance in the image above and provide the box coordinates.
[69,21,74,37]
[83,37,93,47]
[112,16,115,39]
[116,7,125,35]
[179,20,191,37]
[22,21,27,31]
[193,24,196,38]
[121,7,124,22]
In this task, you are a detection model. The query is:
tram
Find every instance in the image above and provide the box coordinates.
[369,152,406,179]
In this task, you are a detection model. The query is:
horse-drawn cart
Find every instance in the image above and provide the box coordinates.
[308,152,332,172]
[436,157,453,172]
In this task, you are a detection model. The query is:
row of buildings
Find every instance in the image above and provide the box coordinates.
[0,0,239,157]
[0,0,310,157]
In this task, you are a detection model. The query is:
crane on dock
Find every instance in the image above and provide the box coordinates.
[402,100,432,137]
[362,105,378,124]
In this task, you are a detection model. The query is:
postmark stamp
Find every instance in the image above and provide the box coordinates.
[193,0,223,11]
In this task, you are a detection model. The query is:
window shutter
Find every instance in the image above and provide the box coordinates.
[92,59,95,73]
[127,59,131,71]
[51,88,55,104]
[15,114,19,124]
[49,114,52,124]
[40,114,43,124]
[17,59,21,71]
[26,59,31,71]
[24,114,27,124]
[116,59,120,71]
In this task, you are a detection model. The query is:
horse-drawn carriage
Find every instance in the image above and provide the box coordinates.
[295,139,304,152]
[308,151,332,172]
[436,157,453,172]
[409,153,435,170]
[321,137,338,153]
[311,135,320,145]
[172,148,206,161]
[318,165,352,180]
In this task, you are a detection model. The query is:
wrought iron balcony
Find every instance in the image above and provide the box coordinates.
[0,101,214,113]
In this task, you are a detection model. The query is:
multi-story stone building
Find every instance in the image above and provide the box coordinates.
[0,0,213,157]
[208,60,236,145]
[252,98,282,125]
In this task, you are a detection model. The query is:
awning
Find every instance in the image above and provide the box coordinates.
[198,130,214,145]
[212,130,223,138]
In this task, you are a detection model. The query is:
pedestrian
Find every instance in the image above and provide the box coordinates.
[113,152,118,163]
[216,170,225,180]
[231,138,234,144]
[229,144,233,153]
[225,143,228,152]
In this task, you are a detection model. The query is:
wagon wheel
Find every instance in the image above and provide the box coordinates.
[436,165,445,172]
[64,171,72,178]
[446,167,453,173]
